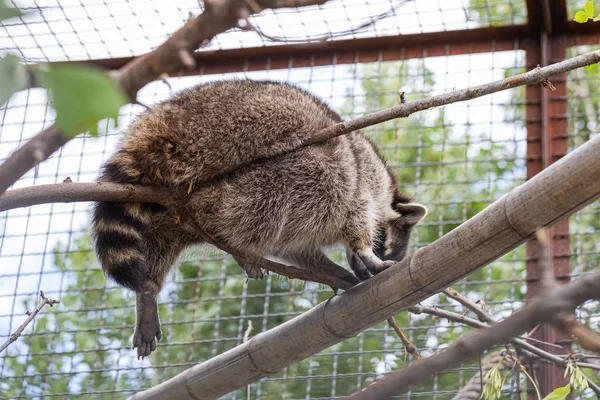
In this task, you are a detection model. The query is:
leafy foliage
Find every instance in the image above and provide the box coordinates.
[480,355,507,400]
[0,54,27,106]
[37,64,127,137]
[0,0,20,21]
[543,384,571,400]
[575,1,600,22]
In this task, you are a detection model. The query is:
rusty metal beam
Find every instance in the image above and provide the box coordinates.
[77,25,532,76]
[73,21,599,79]
[525,33,572,399]
[549,0,569,34]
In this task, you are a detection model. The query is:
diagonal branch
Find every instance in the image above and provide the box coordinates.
[2,50,600,204]
[347,271,600,400]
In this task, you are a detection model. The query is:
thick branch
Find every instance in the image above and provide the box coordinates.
[0,0,328,196]
[347,271,600,400]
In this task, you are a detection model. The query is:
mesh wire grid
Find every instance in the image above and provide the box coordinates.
[0,0,528,62]
[0,1,599,400]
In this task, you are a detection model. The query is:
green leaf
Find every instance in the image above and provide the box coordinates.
[37,64,127,137]
[585,1,595,18]
[575,10,589,23]
[0,54,27,105]
[0,1,21,21]
[543,384,570,400]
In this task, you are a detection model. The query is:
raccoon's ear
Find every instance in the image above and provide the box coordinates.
[395,203,427,226]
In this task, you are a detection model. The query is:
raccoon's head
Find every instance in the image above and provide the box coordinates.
[373,201,428,262]
[348,196,427,278]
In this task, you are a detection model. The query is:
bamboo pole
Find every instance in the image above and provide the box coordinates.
[130,134,600,400]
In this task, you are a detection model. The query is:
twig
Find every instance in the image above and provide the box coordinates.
[387,317,421,360]
[0,291,60,354]
[443,288,493,324]
[536,229,555,291]
[347,271,600,399]
[243,320,253,400]
[250,0,412,43]
[408,304,600,373]
[557,313,600,354]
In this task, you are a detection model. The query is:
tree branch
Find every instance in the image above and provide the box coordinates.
[346,271,600,400]
[0,181,177,212]
[0,0,329,196]
[0,290,60,354]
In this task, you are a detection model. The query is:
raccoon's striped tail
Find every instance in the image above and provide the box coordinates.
[91,201,150,292]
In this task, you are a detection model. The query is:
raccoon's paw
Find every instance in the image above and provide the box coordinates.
[356,248,397,275]
[346,249,373,281]
[133,321,162,359]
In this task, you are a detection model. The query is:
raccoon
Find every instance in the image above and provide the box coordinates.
[91,79,427,358]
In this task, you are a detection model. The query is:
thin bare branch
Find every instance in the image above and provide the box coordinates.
[1,48,599,198]
[443,288,494,324]
[536,228,555,291]
[347,271,600,400]
[387,317,421,360]
[0,291,60,354]
[243,320,254,400]
[409,304,600,373]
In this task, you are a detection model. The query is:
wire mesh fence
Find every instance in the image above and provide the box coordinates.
[0,1,599,400]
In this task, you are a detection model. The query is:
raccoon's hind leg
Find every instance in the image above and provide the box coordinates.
[92,201,187,358]
[134,290,161,359]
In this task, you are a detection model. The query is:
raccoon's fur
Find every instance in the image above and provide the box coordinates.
[91,79,427,358]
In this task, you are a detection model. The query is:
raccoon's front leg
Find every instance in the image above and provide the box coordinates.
[133,290,162,359]
[354,247,396,275]
[278,249,360,291]
[345,249,373,281]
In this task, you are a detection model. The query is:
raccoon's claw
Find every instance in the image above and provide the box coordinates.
[133,321,162,359]
[244,265,265,280]
[233,255,265,280]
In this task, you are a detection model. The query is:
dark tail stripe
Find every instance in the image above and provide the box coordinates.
[92,201,148,292]
[99,256,147,291]
[94,230,141,250]
[93,202,146,233]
